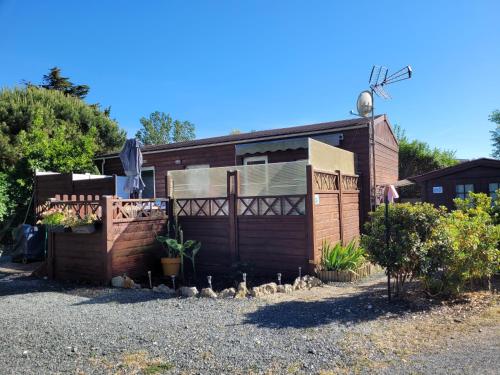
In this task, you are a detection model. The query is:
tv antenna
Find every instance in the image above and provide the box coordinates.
[369,65,412,99]
[350,65,413,212]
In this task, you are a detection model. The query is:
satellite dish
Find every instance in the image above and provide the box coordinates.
[356,90,373,117]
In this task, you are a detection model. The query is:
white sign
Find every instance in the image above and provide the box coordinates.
[432,186,443,194]
[314,194,320,205]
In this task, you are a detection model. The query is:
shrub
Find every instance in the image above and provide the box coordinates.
[362,203,445,295]
[424,193,500,295]
[321,240,365,271]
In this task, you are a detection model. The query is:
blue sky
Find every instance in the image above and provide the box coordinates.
[1,1,499,158]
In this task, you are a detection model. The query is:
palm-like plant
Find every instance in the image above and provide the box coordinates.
[321,240,366,271]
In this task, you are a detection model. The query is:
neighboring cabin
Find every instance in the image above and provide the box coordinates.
[408,158,500,210]
[96,114,399,220]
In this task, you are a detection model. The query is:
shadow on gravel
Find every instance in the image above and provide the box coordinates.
[242,281,438,329]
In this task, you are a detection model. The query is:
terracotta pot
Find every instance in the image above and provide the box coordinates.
[161,257,181,276]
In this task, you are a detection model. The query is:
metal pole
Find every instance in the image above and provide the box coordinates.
[385,188,391,301]
[370,89,377,212]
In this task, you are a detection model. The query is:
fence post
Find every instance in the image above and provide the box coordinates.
[101,195,114,283]
[165,175,174,237]
[305,165,316,273]
[227,170,240,263]
[338,170,344,245]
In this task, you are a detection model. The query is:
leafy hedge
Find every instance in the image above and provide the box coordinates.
[362,193,500,297]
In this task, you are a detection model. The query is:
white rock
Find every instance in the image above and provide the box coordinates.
[277,284,293,293]
[250,286,262,297]
[111,276,124,288]
[259,282,278,295]
[180,286,199,297]
[235,282,248,298]
[200,288,218,298]
[153,284,175,295]
[218,287,236,298]
[292,277,307,290]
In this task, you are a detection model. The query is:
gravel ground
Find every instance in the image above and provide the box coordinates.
[0,269,498,375]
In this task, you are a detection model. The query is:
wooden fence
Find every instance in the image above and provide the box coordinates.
[45,166,360,283]
[47,197,168,284]
[167,166,360,277]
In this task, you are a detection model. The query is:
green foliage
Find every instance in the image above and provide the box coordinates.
[321,240,366,271]
[363,197,500,297]
[39,67,90,99]
[39,212,66,226]
[491,189,500,225]
[0,86,126,236]
[0,173,13,223]
[393,125,458,198]
[156,233,201,279]
[362,203,445,294]
[135,111,195,145]
[490,110,500,159]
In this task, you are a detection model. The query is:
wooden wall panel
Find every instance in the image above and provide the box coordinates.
[178,217,232,274]
[420,166,500,210]
[313,192,341,265]
[238,216,308,276]
[50,231,107,284]
[111,219,166,278]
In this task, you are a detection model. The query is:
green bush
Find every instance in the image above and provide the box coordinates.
[362,203,444,295]
[424,193,500,295]
[321,240,365,271]
[363,195,500,298]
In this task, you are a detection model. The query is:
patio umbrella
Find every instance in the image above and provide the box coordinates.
[119,139,146,198]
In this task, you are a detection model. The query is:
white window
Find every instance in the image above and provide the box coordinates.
[489,182,500,200]
[185,164,210,169]
[455,184,474,199]
[243,155,268,165]
[141,167,155,198]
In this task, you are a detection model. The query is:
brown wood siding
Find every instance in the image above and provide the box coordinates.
[236,148,308,164]
[419,166,500,210]
[342,192,360,242]
[374,120,399,186]
[110,219,166,278]
[49,231,107,284]
[313,192,341,264]
[103,144,236,197]
[177,217,231,274]
[237,216,309,276]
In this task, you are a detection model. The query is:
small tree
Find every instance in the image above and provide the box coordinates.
[490,110,500,159]
[362,203,445,296]
[135,111,195,145]
[40,67,90,99]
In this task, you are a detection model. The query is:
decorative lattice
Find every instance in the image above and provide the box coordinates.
[175,198,229,216]
[342,175,359,191]
[238,195,306,216]
[112,199,168,221]
[314,172,339,191]
[48,200,102,220]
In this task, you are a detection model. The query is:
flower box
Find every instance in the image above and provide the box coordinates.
[71,224,96,234]
[317,263,382,282]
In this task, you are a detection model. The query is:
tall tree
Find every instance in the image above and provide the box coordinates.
[490,110,500,159]
[394,125,458,199]
[0,86,126,236]
[394,125,458,179]
[135,111,195,145]
[40,67,90,99]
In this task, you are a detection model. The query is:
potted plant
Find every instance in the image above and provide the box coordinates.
[317,240,373,282]
[37,208,67,232]
[156,222,201,277]
[66,212,98,234]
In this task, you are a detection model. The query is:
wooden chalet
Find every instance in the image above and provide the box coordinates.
[36,115,399,284]
[408,158,500,210]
